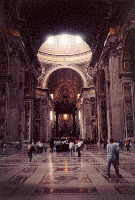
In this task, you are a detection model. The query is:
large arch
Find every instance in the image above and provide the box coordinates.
[38,63,92,89]
[37,33,92,89]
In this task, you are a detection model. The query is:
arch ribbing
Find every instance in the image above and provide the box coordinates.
[40,64,89,88]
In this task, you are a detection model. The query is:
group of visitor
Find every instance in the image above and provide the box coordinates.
[85,138,98,148]
[53,139,69,152]
[25,137,134,169]
[27,140,48,162]
[48,138,84,156]
[69,139,84,157]
[16,141,22,150]
[36,140,44,153]
[99,138,108,149]
[26,138,84,162]
[1,140,22,155]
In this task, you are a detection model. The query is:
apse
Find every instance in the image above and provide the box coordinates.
[46,68,84,103]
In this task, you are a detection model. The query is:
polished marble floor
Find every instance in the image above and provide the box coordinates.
[0,145,135,200]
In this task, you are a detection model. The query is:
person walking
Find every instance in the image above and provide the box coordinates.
[44,142,48,152]
[77,140,82,157]
[113,139,120,166]
[27,141,33,162]
[103,138,107,149]
[2,141,7,155]
[107,138,122,178]
[69,139,74,157]
[125,139,130,152]
[100,138,103,149]
[16,141,19,150]
[50,139,54,152]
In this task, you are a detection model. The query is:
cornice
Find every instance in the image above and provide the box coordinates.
[118,72,133,79]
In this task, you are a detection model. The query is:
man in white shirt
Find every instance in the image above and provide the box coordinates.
[69,140,74,157]
[107,138,122,178]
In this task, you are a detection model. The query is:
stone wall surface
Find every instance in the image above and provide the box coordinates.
[109,52,124,139]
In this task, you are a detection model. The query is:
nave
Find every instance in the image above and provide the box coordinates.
[1,0,135,145]
[0,145,135,199]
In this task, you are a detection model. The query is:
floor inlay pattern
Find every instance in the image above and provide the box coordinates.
[39,174,92,184]
[1,147,135,198]
[33,187,98,195]
[0,164,19,167]
[42,159,49,162]
[53,167,82,172]
[83,158,99,163]
[119,158,135,162]
[4,175,30,185]
[20,167,38,173]
[102,174,128,183]
[0,188,18,196]
[115,186,135,194]
[120,163,135,176]
[93,165,107,172]
[54,163,81,166]
[0,167,12,175]
[1,158,25,164]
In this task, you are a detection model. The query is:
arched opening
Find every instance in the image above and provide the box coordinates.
[36,34,94,141]
[46,68,84,138]
[47,68,84,103]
